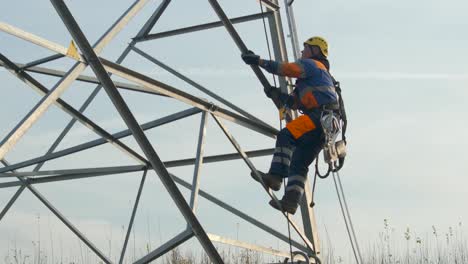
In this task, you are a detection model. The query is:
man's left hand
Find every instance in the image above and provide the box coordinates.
[241,50,260,65]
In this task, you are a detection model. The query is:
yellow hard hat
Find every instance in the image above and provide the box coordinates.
[304,36,328,57]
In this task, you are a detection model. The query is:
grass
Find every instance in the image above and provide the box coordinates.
[358,220,468,264]
[2,219,467,263]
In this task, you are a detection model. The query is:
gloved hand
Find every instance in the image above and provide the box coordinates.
[241,50,260,65]
[264,86,281,100]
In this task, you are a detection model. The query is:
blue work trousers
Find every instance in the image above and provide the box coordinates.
[269,111,324,198]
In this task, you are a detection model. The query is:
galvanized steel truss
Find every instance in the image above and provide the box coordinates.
[0,0,321,263]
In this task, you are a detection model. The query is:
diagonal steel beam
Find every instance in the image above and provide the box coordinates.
[170,173,310,253]
[0,164,309,255]
[188,112,208,213]
[19,54,65,70]
[26,179,112,263]
[0,53,148,165]
[31,0,172,172]
[119,170,147,264]
[0,185,26,221]
[0,108,201,174]
[49,0,223,262]
[0,147,273,177]
[135,0,172,38]
[0,160,26,222]
[0,165,146,178]
[0,61,165,96]
[206,0,279,108]
[211,114,317,255]
[134,11,272,42]
[207,233,306,261]
[0,159,112,262]
[99,58,278,138]
[0,159,24,223]
[0,0,150,161]
[0,24,278,138]
[0,22,80,61]
[131,46,272,129]
[134,229,194,264]
[0,170,143,189]
[164,147,274,168]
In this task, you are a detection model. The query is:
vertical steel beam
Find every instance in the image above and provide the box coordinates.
[49,1,224,262]
[0,0,149,161]
[283,0,301,60]
[265,4,289,94]
[188,112,208,212]
[276,0,321,255]
[300,180,321,255]
[119,170,148,264]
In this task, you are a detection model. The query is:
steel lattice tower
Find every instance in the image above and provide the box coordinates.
[0,0,324,263]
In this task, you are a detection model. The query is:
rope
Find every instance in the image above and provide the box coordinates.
[258,0,278,88]
[282,179,294,263]
[335,171,363,262]
[332,171,362,264]
[258,2,295,262]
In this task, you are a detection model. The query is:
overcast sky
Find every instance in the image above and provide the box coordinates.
[1,0,468,263]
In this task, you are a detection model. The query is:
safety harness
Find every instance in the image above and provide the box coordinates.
[314,77,347,179]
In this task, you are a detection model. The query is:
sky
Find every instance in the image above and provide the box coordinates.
[1,0,468,263]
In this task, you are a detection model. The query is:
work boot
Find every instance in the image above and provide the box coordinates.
[268,191,301,215]
[250,170,282,191]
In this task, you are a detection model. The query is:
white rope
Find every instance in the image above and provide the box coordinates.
[332,171,363,264]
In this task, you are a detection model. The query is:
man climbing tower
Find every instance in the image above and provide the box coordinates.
[241,36,340,215]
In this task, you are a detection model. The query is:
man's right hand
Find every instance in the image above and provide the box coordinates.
[241,50,260,65]
[264,86,281,99]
